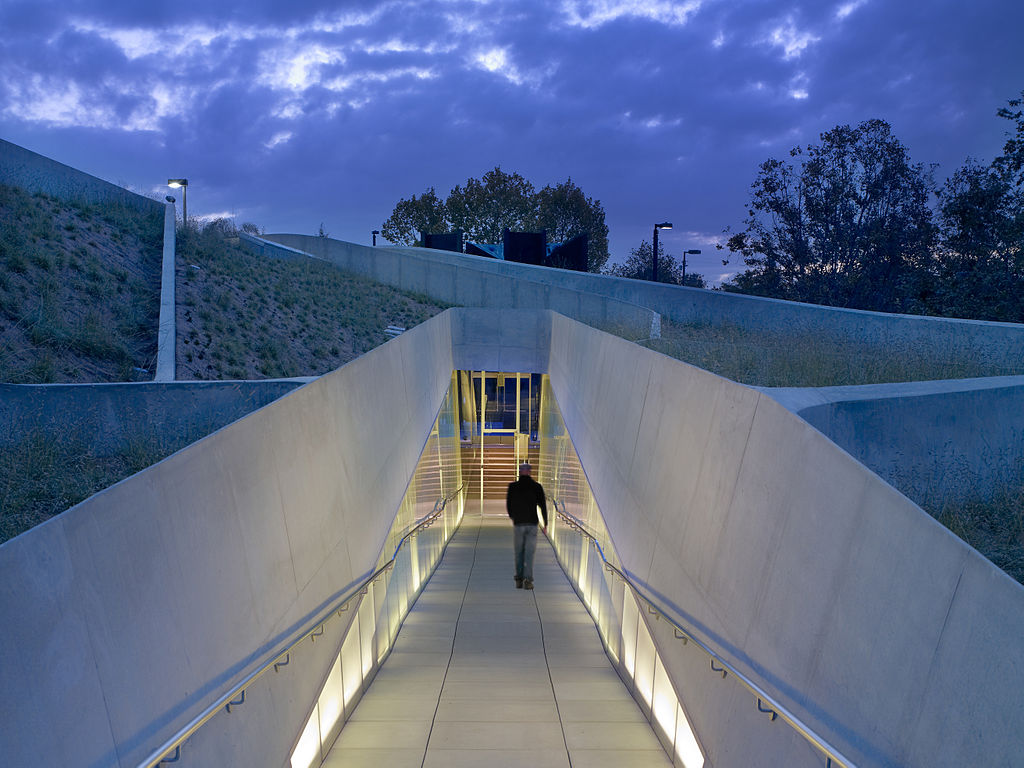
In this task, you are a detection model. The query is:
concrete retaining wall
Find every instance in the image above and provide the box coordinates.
[262,231,1024,369]
[0,138,162,214]
[763,377,1024,510]
[251,233,661,339]
[489,256,1024,369]
[0,313,458,768]
[545,313,1024,767]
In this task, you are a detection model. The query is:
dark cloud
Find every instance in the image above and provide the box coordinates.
[1,0,1022,283]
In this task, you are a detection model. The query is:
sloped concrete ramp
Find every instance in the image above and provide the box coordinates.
[324,511,670,768]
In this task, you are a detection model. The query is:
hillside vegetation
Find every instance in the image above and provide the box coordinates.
[0,183,162,382]
[176,221,447,379]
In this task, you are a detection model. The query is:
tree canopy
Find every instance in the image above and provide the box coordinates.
[720,97,1024,322]
[381,168,610,272]
[606,240,706,287]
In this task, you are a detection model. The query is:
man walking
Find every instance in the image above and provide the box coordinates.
[506,461,548,590]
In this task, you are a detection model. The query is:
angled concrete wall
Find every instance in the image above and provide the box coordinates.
[0,313,457,767]
[545,313,1024,767]
[0,138,162,214]
[265,232,1024,369]
[250,233,660,339]
[763,376,1024,510]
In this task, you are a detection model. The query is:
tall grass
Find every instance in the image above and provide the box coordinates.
[636,319,1024,387]
[0,426,202,544]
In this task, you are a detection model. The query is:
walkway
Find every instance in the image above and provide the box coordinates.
[322,512,672,768]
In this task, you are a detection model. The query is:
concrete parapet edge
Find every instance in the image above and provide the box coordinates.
[154,203,177,382]
[761,376,1024,509]
[252,233,661,340]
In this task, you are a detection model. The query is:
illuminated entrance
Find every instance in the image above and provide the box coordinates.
[457,371,542,512]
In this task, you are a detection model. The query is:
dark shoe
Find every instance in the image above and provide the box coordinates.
[515,577,524,589]
[524,580,534,590]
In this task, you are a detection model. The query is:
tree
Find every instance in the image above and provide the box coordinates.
[446,168,536,244]
[606,240,706,286]
[933,93,1024,321]
[721,119,937,313]
[380,187,449,245]
[381,169,610,271]
[535,179,610,272]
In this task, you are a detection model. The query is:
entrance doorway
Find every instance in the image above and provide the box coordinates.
[458,372,541,514]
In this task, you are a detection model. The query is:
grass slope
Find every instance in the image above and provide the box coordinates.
[0,183,162,382]
[175,222,447,379]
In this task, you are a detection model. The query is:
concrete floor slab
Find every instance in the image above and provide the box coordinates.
[322,515,671,767]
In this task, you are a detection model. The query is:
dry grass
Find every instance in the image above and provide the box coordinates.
[636,319,1024,387]
[0,426,206,543]
[0,184,162,383]
[175,221,449,379]
[937,485,1024,585]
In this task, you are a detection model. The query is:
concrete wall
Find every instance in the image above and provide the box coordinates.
[763,377,1024,510]
[0,138,162,214]
[155,203,177,382]
[0,379,309,456]
[544,313,1024,767]
[0,312,457,768]
[251,233,661,339]
[483,253,1024,369]
[261,231,1024,369]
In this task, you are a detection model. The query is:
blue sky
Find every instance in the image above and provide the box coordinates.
[1,0,1022,282]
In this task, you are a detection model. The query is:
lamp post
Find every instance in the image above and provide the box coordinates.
[682,249,701,284]
[652,221,672,282]
[167,179,188,226]
[372,230,380,246]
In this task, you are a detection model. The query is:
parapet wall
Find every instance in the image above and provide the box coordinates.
[0,138,162,214]
[0,313,458,768]
[763,376,1024,509]
[252,233,661,339]
[545,313,1024,767]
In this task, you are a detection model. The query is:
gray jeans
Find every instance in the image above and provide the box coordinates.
[512,524,539,581]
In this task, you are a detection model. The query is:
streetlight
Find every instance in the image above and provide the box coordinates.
[652,221,672,282]
[168,179,188,226]
[372,229,380,246]
[682,249,701,284]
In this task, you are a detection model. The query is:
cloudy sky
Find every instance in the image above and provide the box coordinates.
[1,0,1021,282]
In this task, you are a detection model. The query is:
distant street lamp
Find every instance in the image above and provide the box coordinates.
[372,229,380,246]
[652,221,672,282]
[682,249,701,284]
[167,179,188,226]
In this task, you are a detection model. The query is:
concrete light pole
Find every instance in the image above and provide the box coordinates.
[652,222,672,282]
[168,179,188,226]
[682,249,701,284]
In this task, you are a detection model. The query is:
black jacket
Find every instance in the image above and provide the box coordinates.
[506,475,548,527]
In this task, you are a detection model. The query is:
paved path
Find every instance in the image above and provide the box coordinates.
[322,513,672,768]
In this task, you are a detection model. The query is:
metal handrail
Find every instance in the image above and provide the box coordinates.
[140,485,463,768]
[551,499,856,768]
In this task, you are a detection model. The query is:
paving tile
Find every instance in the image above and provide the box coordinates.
[434,697,559,723]
[332,720,432,749]
[423,748,571,768]
[568,749,674,768]
[321,747,424,768]
[556,698,648,724]
[563,721,666,751]
[427,721,566,750]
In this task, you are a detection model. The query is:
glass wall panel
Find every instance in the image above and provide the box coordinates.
[290,376,464,767]
[538,375,705,768]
